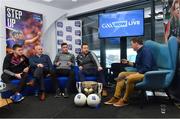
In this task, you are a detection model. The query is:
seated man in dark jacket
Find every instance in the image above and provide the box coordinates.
[104,38,157,107]
[76,43,108,97]
[29,45,60,101]
[1,44,29,102]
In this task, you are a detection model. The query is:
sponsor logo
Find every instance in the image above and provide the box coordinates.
[102,19,141,29]
[75,21,81,27]
[33,14,42,22]
[57,31,63,36]
[75,39,81,45]
[57,48,61,52]
[57,39,63,45]
[68,44,72,50]
[75,48,81,54]
[66,35,72,41]
[66,26,72,32]
[75,30,81,36]
[57,22,63,27]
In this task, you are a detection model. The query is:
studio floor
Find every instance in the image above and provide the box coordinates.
[0,88,180,118]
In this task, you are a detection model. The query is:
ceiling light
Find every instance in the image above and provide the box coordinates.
[43,0,53,2]
[72,0,78,2]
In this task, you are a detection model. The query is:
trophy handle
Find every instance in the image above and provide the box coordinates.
[97,83,103,94]
[76,82,82,93]
[3,83,6,89]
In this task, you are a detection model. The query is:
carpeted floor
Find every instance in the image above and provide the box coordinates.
[0,90,180,118]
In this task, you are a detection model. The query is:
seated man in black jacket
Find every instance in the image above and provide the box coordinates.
[104,38,157,107]
[76,43,108,97]
[1,44,29,102]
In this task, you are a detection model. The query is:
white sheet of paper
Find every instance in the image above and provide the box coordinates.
[59,61,70,69]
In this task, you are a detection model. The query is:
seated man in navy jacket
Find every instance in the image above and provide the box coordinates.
[29,45,60,101]
[104,38,157,107]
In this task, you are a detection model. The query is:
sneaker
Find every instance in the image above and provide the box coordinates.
[10,94,16,101]
[104,97,119,105]
[34,90,39,97]
[13,93,24,102]
[54,92,62,98]
[102,89,108,97]
[40,92,45,101]
[54,89,61,98]
[113,99,128,107]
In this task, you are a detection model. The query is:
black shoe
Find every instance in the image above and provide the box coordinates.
[62,88,69,98]
[40,92,45,101]
[54,89,61,98]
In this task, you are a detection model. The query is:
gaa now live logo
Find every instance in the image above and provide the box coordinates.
[102,19,141,29]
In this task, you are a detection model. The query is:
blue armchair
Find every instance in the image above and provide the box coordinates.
[125,36,178,105]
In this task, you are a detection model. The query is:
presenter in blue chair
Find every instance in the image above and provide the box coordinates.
[29,45,60,101]
[53,42,75,98]
[76,43,108,97]
[1,44,29,102]
[104,38,157,107]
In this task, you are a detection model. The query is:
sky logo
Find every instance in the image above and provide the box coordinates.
[33,14,42,22]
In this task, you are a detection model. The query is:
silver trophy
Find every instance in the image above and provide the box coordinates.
[76,81,103,98]
[82,81,97,95]
[97,83,103,97]
[76,82,82,93]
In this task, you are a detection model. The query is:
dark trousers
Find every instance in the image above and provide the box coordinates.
[55,69,74,92]
[1,72,28,93]
[78,68,107,87]
[33,67,59,92]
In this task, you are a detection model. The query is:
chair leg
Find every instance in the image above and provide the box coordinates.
[165,89,174,105]
[152,90,156,97]
[140,90,148,109]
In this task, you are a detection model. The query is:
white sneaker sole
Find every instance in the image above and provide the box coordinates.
[104,102,114,105]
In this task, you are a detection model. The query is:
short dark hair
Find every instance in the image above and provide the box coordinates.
[61,42,68,47]
[131,38,143,45]
[12,44,22,50]
[81,42,88,48]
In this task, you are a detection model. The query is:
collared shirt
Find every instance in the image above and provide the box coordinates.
[134,46,157,74]
[29,54,53,70]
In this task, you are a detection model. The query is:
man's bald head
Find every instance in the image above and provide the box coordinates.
[34,45,43,55]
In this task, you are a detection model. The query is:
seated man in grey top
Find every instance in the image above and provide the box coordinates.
[54,42,75,98]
